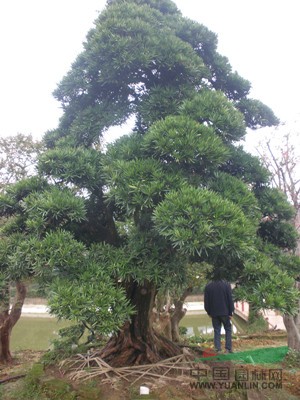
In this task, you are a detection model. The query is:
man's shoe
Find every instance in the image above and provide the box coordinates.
[225,349,233,353]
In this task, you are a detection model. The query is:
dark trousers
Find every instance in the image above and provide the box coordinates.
[212,316,232,351]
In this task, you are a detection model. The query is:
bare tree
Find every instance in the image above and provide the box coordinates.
[256,124,300,350]
[0,133,43,192]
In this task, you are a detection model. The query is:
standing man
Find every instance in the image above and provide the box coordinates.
[204,279,234,353]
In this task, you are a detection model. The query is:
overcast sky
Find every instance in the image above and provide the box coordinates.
[0,0,299,148]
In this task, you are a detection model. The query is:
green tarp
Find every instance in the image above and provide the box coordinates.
[198,346,289,364]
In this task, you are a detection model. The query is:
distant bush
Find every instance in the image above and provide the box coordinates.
[284,349,300,368]
[179,326,188,336]
[246,310,268,333]
[187,335,206,344]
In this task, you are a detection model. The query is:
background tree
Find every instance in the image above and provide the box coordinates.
[0,135,43,362]
[0,134,43,192]
[255,125,300,350]
[256,127,300,249]
[1,0,297,365]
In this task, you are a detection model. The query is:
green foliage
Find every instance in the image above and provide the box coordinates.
[136,85,192,129]
[236,98,279,129]
[206,172,260,221]
[153,186,256,262]
[16,363,44,400]
[15,362,76,400]
[284,348,300,368]
[180,90,246,142]
[254,186,298,249]
[23,187,86,234]
[6,236,38,280]
[41,379,76,400]
[176,20,252,103]
[105,133,144,162]
[47,0,276,145]
[51,0,208,140]
[255,186,295,221]
[220,145,271,186]
[31,230,87,281]
[6,230,86,282]
[125,229,187,286]
[42,325,89,366]
[25,363,44,387]
[107,0,180,15]
[234,255,299,315]
[143,115,229,168]
[0,177,50,236]
[48,261,134,336]
[246,310,268,333]
[104,158,185,214]
[90,234,187,287]
[0,176,49,212]
[261,242,300,279]
[0,193,17,218]
[187,335,206,344]
[178,326,188,336]
[38,147,104,190]
[184,261,212,289]
[258,219,298,250]
[73,381,102,400]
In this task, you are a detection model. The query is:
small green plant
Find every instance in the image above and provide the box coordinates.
[10,363,78,400]
[42,324,89,366]
[25,363,44,388]
[187,335,205,344]
[246,310,268,333]
[76,381,101,400]
[179,326,188,336]
[42,338,87,366]
[41,378,76,400]
[284,348,300,368]
[12,363,44,400]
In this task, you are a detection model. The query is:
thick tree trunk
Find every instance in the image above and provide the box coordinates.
[99,280,181,366]
[170,287,193,342]
[0,281,27,363]
[283,281,300,351]
[0,317,12,363]
[152,310,172,340]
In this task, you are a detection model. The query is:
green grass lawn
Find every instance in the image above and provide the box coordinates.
[11,317,72,351]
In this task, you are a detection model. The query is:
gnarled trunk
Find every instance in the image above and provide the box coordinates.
[170,287,193,342]
[99,280,181,366]
[0,281,27,363]
[283,281,300,351]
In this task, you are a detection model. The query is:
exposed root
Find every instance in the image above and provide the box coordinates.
[0,374,26,385]
[95,325,182,367]
[59,353,204,385]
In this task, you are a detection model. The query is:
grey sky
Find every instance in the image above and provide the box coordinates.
[0,0,299,142]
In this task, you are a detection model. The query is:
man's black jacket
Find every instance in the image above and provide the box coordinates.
[204,280,234,317]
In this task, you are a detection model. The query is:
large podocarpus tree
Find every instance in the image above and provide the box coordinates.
[1,0,298,364]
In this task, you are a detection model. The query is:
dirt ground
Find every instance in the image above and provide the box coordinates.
[1,334,299,400]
